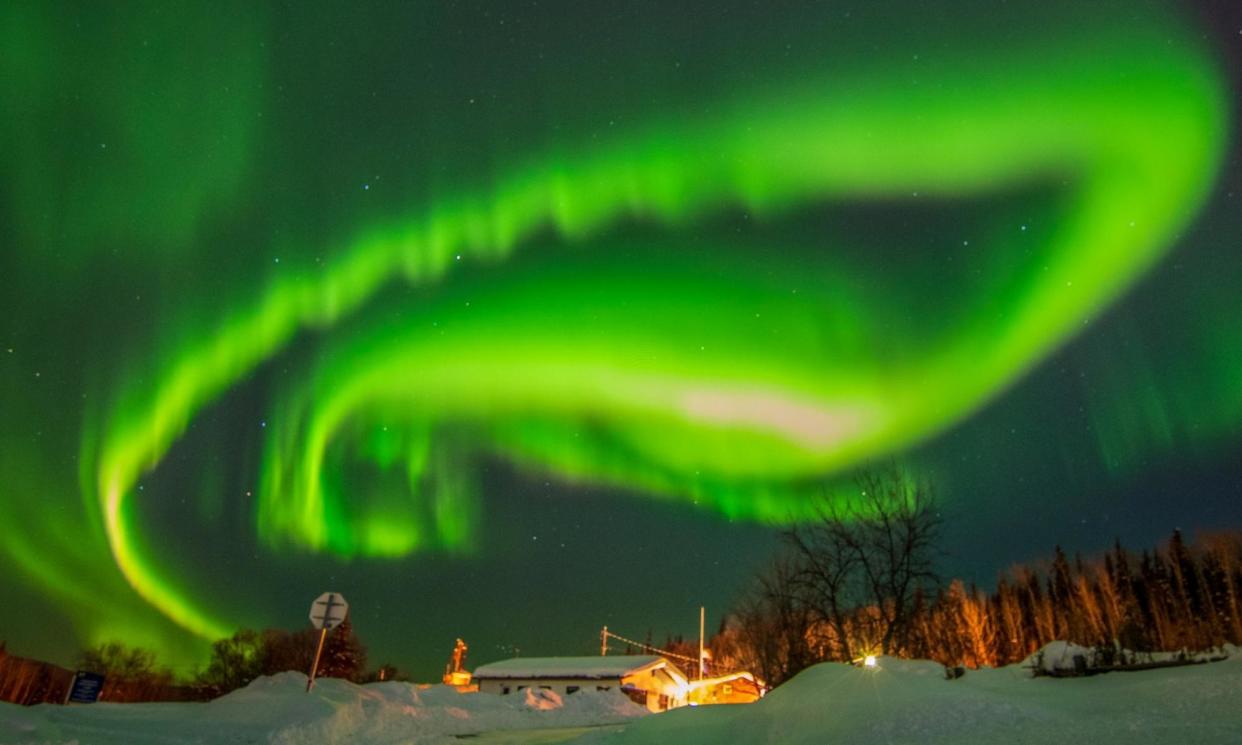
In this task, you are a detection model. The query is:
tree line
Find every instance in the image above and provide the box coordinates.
[905,530,1241,671]
[186,616,375,698]
[1,617,391,705]
[707,465,1242,686]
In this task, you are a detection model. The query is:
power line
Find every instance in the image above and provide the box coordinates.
[599,626,748,679]
[600,629,699,664]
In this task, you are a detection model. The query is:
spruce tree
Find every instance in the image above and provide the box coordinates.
[318,618,367,682]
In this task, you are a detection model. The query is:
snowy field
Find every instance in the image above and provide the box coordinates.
[0,672,645,745]
[2,645,1238,745]
[579,645,1242,745]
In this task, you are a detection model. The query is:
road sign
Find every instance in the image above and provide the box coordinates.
[65,671,105,704]
[309,592,348,630]
[307,591,349,693]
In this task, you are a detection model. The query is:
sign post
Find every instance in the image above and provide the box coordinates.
[64,671,105,704]
[307,591,349,693]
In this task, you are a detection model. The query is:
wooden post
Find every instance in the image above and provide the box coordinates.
[307,627,329,692]
[63,671,76,705]
[601,626,608,656]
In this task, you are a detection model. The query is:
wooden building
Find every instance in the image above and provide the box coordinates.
[687,671,764,705]
[471,655,690,712]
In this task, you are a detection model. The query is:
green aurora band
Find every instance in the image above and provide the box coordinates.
[0,2,1232,663]
[96,24,1226,638]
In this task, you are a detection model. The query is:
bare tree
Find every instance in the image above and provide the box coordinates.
[730,555,817,686]
[782,462,942,660]
[782,506,860,662]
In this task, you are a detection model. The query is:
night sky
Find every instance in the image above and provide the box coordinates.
[2,1,1240,681]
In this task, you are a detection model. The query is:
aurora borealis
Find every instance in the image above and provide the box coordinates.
[2,1,1240,678]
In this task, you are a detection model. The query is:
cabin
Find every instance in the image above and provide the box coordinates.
[471,655,689,712]
[687,671,764,705]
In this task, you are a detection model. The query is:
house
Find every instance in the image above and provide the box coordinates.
[687,671,764,705]
[471,655,689,712]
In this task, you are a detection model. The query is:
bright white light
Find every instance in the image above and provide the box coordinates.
[864,655,877,668]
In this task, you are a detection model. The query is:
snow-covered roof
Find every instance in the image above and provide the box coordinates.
[472,655,669,680]
[688,670,762,690]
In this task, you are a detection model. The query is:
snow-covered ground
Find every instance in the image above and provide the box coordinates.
[2,645,1238,745]
[0,672,646,744]
[577,645,1242,745]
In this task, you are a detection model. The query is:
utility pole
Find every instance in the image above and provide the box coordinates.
[698,606,705,680]
[601,626,608,656]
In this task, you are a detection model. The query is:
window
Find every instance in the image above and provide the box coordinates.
[596,686,611,692]
[517,685,528,691]
[539,685,551,691]
[722,683,733,695]
[566,686,580,694]
[502,686,510,695]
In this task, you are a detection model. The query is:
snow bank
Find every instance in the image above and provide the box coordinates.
[5,646,1238,745]
[573,644,1242,745]
[0,671,648,745]
[1026,640,1096,673]
[1027,640,1233,675]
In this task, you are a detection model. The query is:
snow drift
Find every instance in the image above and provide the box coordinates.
[3,645,1239,744]
[0,671,647,745]
[576,645,1242,745]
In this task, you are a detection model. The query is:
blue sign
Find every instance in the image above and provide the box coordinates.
[66,671,105,704]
